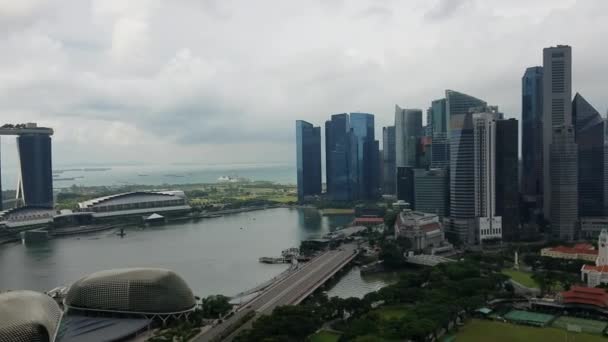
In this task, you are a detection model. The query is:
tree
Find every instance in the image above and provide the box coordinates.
[201,295,232,319]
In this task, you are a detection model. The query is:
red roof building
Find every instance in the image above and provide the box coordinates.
[353,217,384,226]
[541,243,598,262]
[560,286,608,309]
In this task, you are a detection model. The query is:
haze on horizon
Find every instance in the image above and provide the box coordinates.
[0,0,606,166]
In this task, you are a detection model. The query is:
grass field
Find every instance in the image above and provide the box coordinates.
[309,330,341,342]
[501,268,539,288]
[375,306,411,320]
[454,319,606,342]
[552,316,607,335]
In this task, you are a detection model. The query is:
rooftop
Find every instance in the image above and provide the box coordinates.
[546,244,598,256]
[561,286,608,308]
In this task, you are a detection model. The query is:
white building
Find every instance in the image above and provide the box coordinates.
[394,209,452,253]
[472,110,503,243]
[581,229,608,287]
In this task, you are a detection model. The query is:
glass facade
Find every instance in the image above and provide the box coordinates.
[325,114,353,201]
[17,134,53,208]
[521,66,543,201]
[296,120,322,201]
[394,106,422,168]
[495,118,520,241]
[573,93,605,217]
[396,166,414,205]
[350,113,379,200]
[414,168,448,217]
[382,126,396,194]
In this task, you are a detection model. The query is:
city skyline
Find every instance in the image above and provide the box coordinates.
[0,1,607,166]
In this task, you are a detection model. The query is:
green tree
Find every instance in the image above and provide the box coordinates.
[201,295,232,318]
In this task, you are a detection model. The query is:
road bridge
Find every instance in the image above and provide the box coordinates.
[195,243,359,342]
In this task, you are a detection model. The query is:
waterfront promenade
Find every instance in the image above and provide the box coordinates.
[195,243,359,342]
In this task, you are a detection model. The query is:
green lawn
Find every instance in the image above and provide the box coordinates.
[309,330,341,342]
[501,268,539,288]
[552,316,607,335]
[455,319,606,342]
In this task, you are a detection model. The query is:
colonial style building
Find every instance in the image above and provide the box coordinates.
[581,229,608,287]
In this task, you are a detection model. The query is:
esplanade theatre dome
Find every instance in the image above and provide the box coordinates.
[0,290,62,342]
[64,268,196,314]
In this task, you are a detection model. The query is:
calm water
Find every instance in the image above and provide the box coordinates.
[0,208,389,298]
[1,163,296,190]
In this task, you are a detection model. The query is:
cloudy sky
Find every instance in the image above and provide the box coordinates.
[0,0,606,166]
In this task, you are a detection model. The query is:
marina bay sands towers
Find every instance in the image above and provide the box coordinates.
[0,123,54,210]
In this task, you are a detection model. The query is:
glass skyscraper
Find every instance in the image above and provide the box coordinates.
[350,113,379,200]
[495,118,520,241]
[296,120,322,201]
[17,134,53,208]
[521,66,544,204]
[382,126,396,194]
[573,93,605,217]
[394,106,422,168]
[414,168,448,217]
[325,114,352,201]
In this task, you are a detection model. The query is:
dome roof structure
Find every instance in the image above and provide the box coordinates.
[65,268,196,314]
[0,290,62,342]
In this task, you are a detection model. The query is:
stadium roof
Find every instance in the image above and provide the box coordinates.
[561,286,608,308]
[0,290,62,342]
[65,268,196,314]
[78,191,186,209]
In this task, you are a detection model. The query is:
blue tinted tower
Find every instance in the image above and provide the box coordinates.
[296,120,322,202]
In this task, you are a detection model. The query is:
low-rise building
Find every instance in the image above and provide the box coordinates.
[541,243,598,262]
[394,209,452,253]
[580,217,608,239]
[581,229,608,287]
[77,191,191,218]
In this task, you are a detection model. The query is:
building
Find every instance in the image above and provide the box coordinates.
[521,67,544,211]
[58,268,196,341]
[395,106,422,168]
[77,191,191,218]
[542,45,573,222]
[296,120,322,201]
[430,98,449,168]
[558,286,608,310]
[414,168,448,217]
[417,135,432,169]
[473,110,503,243]
[382,126,396,194]
[351,113,380,200]
[495,118,520,241]
[580,217,608,239]
[573,93,605,217]
[394,209,451,252]
[550,125,578,240]
[581,229,608,287]
[396,166,414,206]
[447,90,487,244]
[0,123,55,210]
[325,114,354,201]
[540,243,597,262]
[0,290,62,342]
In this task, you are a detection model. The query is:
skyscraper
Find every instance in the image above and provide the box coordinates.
[521,66,544,206]
[396,166,415,205]
[542,45,573,220]
[295,120,322,201]
[472,110,503,243]
[550,125,578,240]
[16,134,53,208]
[414,168,449,217]
[446,90,487,243]
[395,106,422,168]
[350,113,379,200]
[325,114,353,201]
[382,126,396,194]
[430,98,449,169]
[495,118,520,241]
[573,93,605,217]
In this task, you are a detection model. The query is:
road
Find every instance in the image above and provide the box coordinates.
[195,243,358,342]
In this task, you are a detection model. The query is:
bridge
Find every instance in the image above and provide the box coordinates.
[195,243,359,342]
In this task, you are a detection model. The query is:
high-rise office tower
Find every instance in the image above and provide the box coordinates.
[396,166,415,205]
[430,98,449,168]
[521,66,544,207]
[382,126,396,194]
[414,168,449,217]
[447,90,487,243]
[472,110,503,243]
[16,134,53,208]
[296,120,322,201]
[350,113,379,200]
[542,45,573,221]
[325,114,353,201]
[495,118,520,241]
[573,93,605,217]
[550,125,578,240]
[395,106,422,168]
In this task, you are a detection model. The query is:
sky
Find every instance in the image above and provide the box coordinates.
[0,0,606,167]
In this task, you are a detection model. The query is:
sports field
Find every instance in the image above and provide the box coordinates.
[552,316,607,335]
[504,310,555,326]
[309,330,341,342]
[455,319,606,342]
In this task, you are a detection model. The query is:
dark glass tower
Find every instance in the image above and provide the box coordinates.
[521,67,544,204]
[350,113,379,200]
[573,93,605,217]
[325,114,353,201]
[382,126,396,194]
[17,134,53,208]
[296,120,322,201]
[495,118,520,241]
